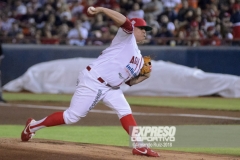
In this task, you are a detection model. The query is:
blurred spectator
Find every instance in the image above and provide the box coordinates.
[187,21,204,46]
[0,13,15,35]
[70,0,84,17]
[178,0,194,21]
[161,0,181,9]
[14,0,27,18]
[202,9,218,33]
[0,0,239,46]
[41,23,59,44]
[91,13,106,31]
[155,23,174,45]
[94,0,120,12]
[67,20,88,46]
[42,23,54,38]
[157,6,178,23]
[202,26,221,46]
[82,0,97,15]
[145,24,160,45]
[221,12,233,40]
[229,0,237,13]
[230,3,240,44]
[142,0,163,19]
[34,29,42,44]
[159,15,175,34]
[219,2,230,19]
[26,0,42,11]
[176,29,187,45]
[198,0,211,11]
[145,13,160,29]
[119,0,132,15]
[195,7,202,24]
[127,3,144,19]
[176,0,195,30]
[156,15,175,45]
[101,24,118,44]
[187,0,198,9]
[20,6,35,25]
[7,21,22,38]
[79,13,91,31]
[59,4,72,21]
[57,23,69,44]
[33,8,47,28]
[88,13,107,45]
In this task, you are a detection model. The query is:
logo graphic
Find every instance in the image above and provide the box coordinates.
[89,89,102,110]
[131,20,136,25]
[135,148,147,154]
[126,64,138,77]
[130,126,176,148]
[126,56,141,77]
[24,124,30,134]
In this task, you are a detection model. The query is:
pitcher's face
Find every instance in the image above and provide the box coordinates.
[134,27,147,44]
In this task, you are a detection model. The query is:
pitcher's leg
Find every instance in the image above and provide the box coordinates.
[29,85,101,132]
[30,112,65,133]
[22,81,104,142]
[102,89,136,134]
[63,87,102,124]
[102,89,159,157]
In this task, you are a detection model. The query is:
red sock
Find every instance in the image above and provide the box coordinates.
[30,112,65,132]
[120,114,137,135]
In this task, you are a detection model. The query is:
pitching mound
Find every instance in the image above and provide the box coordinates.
[0,138,237,160]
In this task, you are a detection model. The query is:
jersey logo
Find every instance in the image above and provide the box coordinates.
[130,56,140,65]
[126,56,140,77]
[126,64,138,77]
[89,89,102,110]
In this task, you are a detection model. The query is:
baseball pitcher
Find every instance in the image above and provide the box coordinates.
[21,6,159,157]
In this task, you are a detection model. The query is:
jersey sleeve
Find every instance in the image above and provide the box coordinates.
[120,18,133,34]
[106,18,134,48]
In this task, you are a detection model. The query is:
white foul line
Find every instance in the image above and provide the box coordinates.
[1,103,240,121]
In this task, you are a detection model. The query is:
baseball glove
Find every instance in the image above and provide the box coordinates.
[139,56,152,75]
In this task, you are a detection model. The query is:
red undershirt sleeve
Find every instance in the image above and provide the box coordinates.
[120,18,133,34]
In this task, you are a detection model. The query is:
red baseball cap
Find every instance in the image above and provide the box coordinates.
[130,18,152,31]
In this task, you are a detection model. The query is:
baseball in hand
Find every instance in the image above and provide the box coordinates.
[87,6,96,15]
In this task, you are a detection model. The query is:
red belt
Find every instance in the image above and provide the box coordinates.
[86,66,106,83]
[86,66,120,89]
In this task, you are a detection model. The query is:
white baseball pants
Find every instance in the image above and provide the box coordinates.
[63,68,132,124]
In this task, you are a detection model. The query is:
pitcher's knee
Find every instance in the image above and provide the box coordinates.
[118,108,132,119]
[63,110,81,124]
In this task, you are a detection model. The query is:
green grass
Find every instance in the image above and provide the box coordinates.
[1,125,240,156]
[3,92,240,110]
[126,96,240,110]
[1,125,127,146]
[3,92,72,102]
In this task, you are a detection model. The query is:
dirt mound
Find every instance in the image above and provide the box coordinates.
[0,138,237,160]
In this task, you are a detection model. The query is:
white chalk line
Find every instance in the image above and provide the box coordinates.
[1,103,240,121]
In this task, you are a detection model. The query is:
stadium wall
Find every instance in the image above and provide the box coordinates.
[1,44,240,85]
